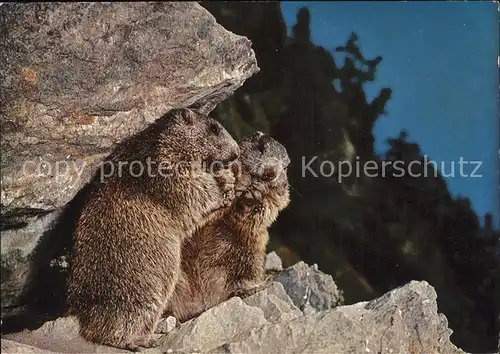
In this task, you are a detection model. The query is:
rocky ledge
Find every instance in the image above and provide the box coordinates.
[1,254,464,354]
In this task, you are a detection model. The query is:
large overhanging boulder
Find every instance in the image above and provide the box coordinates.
[0,2,259,319]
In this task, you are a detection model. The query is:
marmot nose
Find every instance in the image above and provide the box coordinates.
[221,148,239,168]
[226,150,239,164]
[230,143,240,160]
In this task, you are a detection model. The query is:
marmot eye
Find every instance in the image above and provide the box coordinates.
[209,122,221,135]
[261,167,277,182]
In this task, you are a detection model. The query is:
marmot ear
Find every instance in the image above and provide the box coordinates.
[209,121,221,135]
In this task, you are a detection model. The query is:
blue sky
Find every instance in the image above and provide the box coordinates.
[281,1,499,227]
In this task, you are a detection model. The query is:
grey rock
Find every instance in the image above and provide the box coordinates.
[1,339,60,354]
[274,261,344,312]
[300,302,319,317]
[0,2,259,214]
[1,279,465,354]
[213,281,464,354]
[156,316,178,334]
[265,251,283,271]
[243,282,302,324]
[153,297,268,353]
[1,210,61,312]
[2,316,129,353]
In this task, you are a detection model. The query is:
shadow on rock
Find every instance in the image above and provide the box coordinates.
[1,184,93,335]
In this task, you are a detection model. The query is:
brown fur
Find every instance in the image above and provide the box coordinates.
[66,108,239,350]
[165,132,290,323]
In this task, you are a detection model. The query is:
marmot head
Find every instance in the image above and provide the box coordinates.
[229,131,291,229]
[154,108,240,169]
[238,131,290,190]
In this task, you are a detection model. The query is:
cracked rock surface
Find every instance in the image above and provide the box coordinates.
[2,260,465,354]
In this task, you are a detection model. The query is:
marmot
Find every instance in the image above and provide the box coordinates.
[67,108,239,350]
[165,131,290,322]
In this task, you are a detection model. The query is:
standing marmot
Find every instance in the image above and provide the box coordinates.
[67,108,239,350]
[165,131,290,322]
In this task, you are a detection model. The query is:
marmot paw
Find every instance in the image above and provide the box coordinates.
[242,181,268,202]
[125,335,158,352]
[215,167,236,206]
[232,279,267,298]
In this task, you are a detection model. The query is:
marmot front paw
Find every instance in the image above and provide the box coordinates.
[125,335,158,352]
[238,180,269,202]
[232,278,267,298]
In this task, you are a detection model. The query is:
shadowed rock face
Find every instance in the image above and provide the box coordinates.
[0,2,258,320]
[1,259,465,354]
